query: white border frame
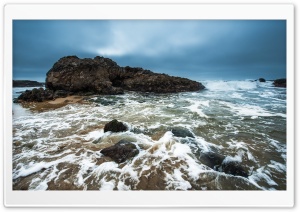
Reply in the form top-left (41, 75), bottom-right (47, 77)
top-left (3, 3), bottom-right (294, 207)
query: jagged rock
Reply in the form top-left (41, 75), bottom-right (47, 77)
top-left (220, 161), bottom-right (248, 178)
top-left (15, 88), bottom-right (54, 102)
top-left (273, 78), bottom-right (286, 88)
top-left (13, 80), bottom-right (44, 87)
top-left (45, 56), bottom-right (204, 95)
top-left (171, 127), bottom-right (195, 138)
top-left (100, 140), bottom-right (139, 163)
top-left (199, 152), bottom-right (225, 170)
top-left (104, 119), bottom-right (127, 133)
top-left (258, 78), bottom-right (266, 82)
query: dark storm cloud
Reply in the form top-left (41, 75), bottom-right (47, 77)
top-left (13, 20), bottom-right (286, 81)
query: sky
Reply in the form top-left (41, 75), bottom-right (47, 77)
top-left (13, 20), bottom-right (286, 82)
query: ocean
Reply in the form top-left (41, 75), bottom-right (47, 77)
top-left (12, 80), bottom-right (287, 190)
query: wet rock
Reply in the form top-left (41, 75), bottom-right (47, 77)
top-left (220, 161), bottom-right (248, 178)
top-left (273, 78), bottom-right (286, 88)
top-left (199, 152), bottom-right (225, 170)
top-left (46, 56), bottom-right (204, 95)
top-left (15, 88), bottom-right (54, 102)
top-left (171, 127), bottom-right (195, 138)
top-left (100, 140), bottom-right (139, 163)
top-left (258, 78), bottom-right (266, 82)
top-left (104, 119), bottom-right (128, 133)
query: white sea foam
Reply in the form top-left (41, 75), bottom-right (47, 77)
top-left (204, 80), bottom-right (257, 91)
top-left (222, 102), bottom-right (286, 117)
top-left (185, 100), bottom-right (208, 118)
top-left (248, 167), bottom-right (278, 190)
top-left (84, 130), bottom-right (104, 141)
top-left (13, 154), bottom-right (75, 179)
top-left (268, 160), bottom-right (286, 173)
top-left (99, 178), bottom-right (116, 190)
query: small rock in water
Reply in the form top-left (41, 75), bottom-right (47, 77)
top-left (104, 119), bottom-right (128, 133)
top-left (273, 78), bottom-right (286, 88)
top-left (171, 127), bottom-right (195, 138)
top-left (258, 78), bottom-right (266, 82)
top-left (220, 161), bottom-right (248, 178)
top-left (199, 152), bottom-right (225, 170)
top-left (100, 140), bottom-right (139, 163)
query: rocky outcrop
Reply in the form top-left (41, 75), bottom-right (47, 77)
top-left (14, 88), bottom-right (73, 103)
top-left (100, 140), bottom-right (139, 163)
top-left (45, 56), bottom-right (204, 95)
top-left (273, 78), bottom-right (286, 88)
top-left (14, 88), bottom-right (54, 103)
top-left (104, 119), bottom-right (128, 133)
top-left (258, 78), bottom-right (266, 82)
top-left (13, 80), bottom-right (44, 87)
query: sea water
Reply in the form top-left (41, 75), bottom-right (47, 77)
top-left (12, 80), bottom-right (286, 190)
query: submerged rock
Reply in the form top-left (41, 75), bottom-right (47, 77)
top-left (171, 127), bottom-right (195, 138)
top-left (100, 140), bottom-right (139, 163)
top-left (273, 78), bottom-right (286, 88)
top-left (199, 152), bottom-right (225, 170)
top-left (45, 56), bottom-right (204, 95)
top-left (220, 161), bottom-right (248, 178)
top-left (258, 78), bottom-right (266, 82)
top-left (104, 119), bottom-right (127, 133)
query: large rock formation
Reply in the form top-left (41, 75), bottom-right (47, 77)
top-left (45, 56), bottom-right (204, 95)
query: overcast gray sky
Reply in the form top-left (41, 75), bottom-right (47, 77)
top-left (13, 20), bottom-right (286, 82)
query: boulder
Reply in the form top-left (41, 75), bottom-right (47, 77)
top-left (104, 119), bottom-right (127, 133)
top-left (273, 78), bottom-right (286, 88)
top-left (220, 161), bottom-right (248, 178)
top-left (258, 78), bottom-right (266, 82)
top-left (100, 140), bottom-right (139, 163)
top-left (171, 127), bottom-right (195, 138)
top-left (45, 56), bottom-right (204, 95)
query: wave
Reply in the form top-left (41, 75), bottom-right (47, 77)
top-left (203, 80), bottom-right (259, 91)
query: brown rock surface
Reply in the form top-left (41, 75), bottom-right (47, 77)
top-left (45, 56), bottom-right (205, 95)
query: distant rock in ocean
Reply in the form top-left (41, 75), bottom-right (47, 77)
top-left (13, 80), bottom-right (44, 87)
top-left (273, 78), bottom-right (286, 88)
top-left (258, 78), bottom-right (266, 82)
top-left (45, 56), bottom-right (205, 95)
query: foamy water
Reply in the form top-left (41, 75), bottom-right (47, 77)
top-left (12, 80), bottom-right (286, 190)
